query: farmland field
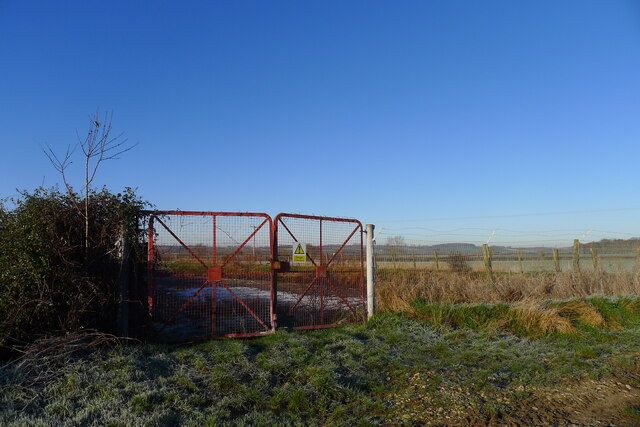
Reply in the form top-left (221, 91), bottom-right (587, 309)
top-left (376, 257), bottom-right (638, 273)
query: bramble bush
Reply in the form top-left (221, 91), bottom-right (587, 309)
top-left (0, 187), bottom-right (149, 351)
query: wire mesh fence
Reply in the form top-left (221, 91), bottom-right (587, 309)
top-left (373, 228), bottom-right (640, 307)
top-left (274, 214), bottom-right (365, 329)
top-left (147, 212), bottom-right (274, 341)
top-left (375, 238), bottom-right (640, 274)
top-left (140, 211), bottom-right (366, 341)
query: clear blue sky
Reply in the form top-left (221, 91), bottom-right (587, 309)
top-left (1, 1), bottom-right (639, 244)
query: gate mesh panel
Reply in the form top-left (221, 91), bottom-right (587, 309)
top-left (148, 212), bottom-right (273, 341)
top-left (275, 214), bottom-right (365, 329)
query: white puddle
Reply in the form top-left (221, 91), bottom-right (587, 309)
top-left (153, 276), bottom-right (361, 310)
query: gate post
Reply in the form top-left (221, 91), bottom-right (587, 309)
top-left (116, 226), bottom-right (130, 337)
top-left (366, 224), bottom-right (375, 320)
top-left (271, 222), bottom-right (278, 329)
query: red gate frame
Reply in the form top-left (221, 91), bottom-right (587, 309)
top-left (147, 211), bottom-right (275, 339)
top-left (273, 213), bottom-right (366, 330)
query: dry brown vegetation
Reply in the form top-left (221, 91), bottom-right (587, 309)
top-left (375, 270), bottom-right (640, 335)
top-left (2, 329), bottom-right (129, 387)
top-left (376, 270), bottom-right (640, 311)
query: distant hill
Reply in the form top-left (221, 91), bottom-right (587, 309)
top-left (377, 237), bottom-right (640, 257)
top-left (582, 238), bottom-right (640, 254)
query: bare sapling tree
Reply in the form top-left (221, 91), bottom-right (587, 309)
top-left (43, 110), bottom-right (136, 248)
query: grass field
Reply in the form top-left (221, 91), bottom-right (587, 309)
top-left (2, 296), bottom-right (639, 425)
top-left (377, 257), bottom-right (638, 273)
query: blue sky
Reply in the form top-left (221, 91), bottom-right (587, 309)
top-left (1, 1), bottom-right (639, 245)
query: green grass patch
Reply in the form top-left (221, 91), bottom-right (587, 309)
top-left (413, 300), bottom-right (509, 330)
top-left (589, 297), bottom-right (640, 329)
top-left (411, 297), bottom-right (640, 337)
top-left (1, 298), bottom-right (639, 425)
top-left (623, 405), bottom-right (640, 419)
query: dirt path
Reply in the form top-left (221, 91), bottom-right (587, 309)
top-left (389, 365), bottom-right (640, 425)
top-left (501, 371), bottom-right (640, 426)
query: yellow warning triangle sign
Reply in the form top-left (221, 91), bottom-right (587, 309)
top-left (294, 244), bottom-right (305, 254)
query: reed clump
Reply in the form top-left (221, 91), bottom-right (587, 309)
top-left (503, 301), bottom-right (576, 335)
top-left (556, 300), bottom-right (605, 327)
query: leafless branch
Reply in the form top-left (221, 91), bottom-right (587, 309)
top-left (41, 144), bottom-right (76, 196)
top-left (2, 329), bottom-right (136, 387)
top-left (81, 111), bottom-right (137, 189)
top-left (41, 109), bottom-right (136, 249)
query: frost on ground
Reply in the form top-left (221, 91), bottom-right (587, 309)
top-left (1, 300), bottom-right (639, 426)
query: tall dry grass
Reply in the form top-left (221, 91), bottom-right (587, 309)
top-left (376, 270), bottom-right (640, 313)
top-left (376, 270), bottom-right (640, 335)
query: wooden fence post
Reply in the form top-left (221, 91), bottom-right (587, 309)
top-left (433, 250), bottom-right (439, 270)
top-left (412, 253), bottom-right (417, 270)
top-left (517, 251), bottom-right (524, 274)
top-left (573, 239), bottom-right (580, 272)
top-left (590, 247), bottom-right (599, 270)
top-left (552, 249), bottom-right (561, 273)
top-left (482, 244), bottom-right (494, 283)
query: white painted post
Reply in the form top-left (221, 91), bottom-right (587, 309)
top-left (366, 224), bottom-right (375, 320)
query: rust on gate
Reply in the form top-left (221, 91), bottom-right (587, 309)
top-left (146, 211), bottom-right (274, 341)
top-left (274, 213), bottom-right (365, 330)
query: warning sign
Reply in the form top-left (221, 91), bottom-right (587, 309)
top-left (292, 242), bottom-right (307, 263)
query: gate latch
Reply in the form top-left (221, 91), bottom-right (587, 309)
top-left (315, 266), bottom-right (327, 278)
top-left (271, 260), bottom-right (290, 272)
top-left (208, 267), bottom-right (222, 281)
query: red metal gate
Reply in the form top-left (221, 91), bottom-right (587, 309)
top-left (147, 211), bottom-right (274, 340)
top-left (274, 214), bottom-right (365, 329)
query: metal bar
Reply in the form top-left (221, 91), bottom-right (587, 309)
top-left (143, 210), bottom-right (271, 218)
top-left (158, 278), bottom-right (211, 332)
top-left (287, 277), bottom-right (318, 314)
top-left (320, 219), bottom-right (323, 265)
top-left (277, 217), bottom-right (318, 267)
top-left (326, 223), bottom-right (361, 267)
top-left (218, 281), bottom-right (270, 331)
top-left (220, 217), bottom-right (270, 269)
top-left (270, 221), bottom-right (277, 329)
top-left (326, 277), bottom-right (358, 315)
top-left (319, 277), bottom-right (325, 324)
top-left (275, 212), bottom-right (362, 225)
top-left (212, 282), bottom-right (217, 337)
top-left (147, 216), bottom-right (155, 327)
top-left (213, 215), bottom-right (217, 266)
top-left (154, 216), bottom-right (209, 269)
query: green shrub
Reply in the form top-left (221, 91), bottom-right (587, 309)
top-left (0, 187), bottom-right (149, 349)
